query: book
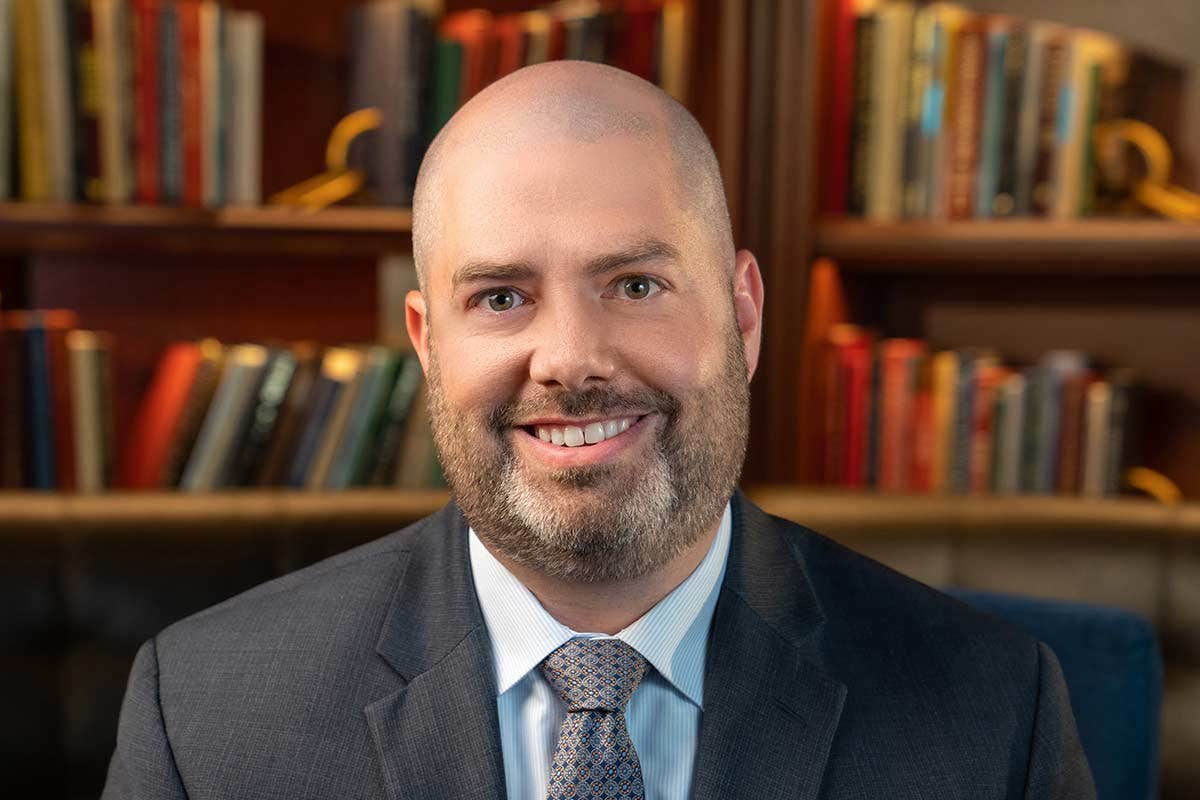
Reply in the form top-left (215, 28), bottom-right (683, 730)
top-left (223, 10), bottom-right (262, 206)
top-left (1030, 350), bottom-right (1088, 493)
top-left (822, 0), bottom-right (859, 215)
top-left (180, 343), bottom-right (269, 492)
top-left (178, 0), bottom-right (203, 207)
top-left (324, 346), bottom-right (404, 490)
top-left (14, 0), bottom-right (50, 201)
top-left (944, 16), bottom-right (985, 219)
top-left (95, 0), bottom-right (135, 203)
top-left (658, 0), bottom-right (690, 103)
top-left (975, 18), bottom-right (1016, 218)
top-left (929, 350), bottom-right (959, 493)
top-left (991, 371), bottom-right (1026, 495)
top-left (46, 309), bottom-right (79, 491)
top-left (220, 347), bottom-right (296, 487)
top-left (840, 333), bottom-right (874, 488)
top-left (199, 0), bottom-right (222, 207)
top-left (254, 341), bottom-right (322, 486)
top-left (1031, 28), bottom-right (1068, 215)
top-left (901, 2), bottom-right (935, 219)
top-left (1056, 369), bottom-right (1097, 495)
top-left (877, 338), bottom-right (925, 492)
top-left (306, 348), bottom-right (369, 490)
top-left (41, 0), bottom-right (77, 201)
top-left (132, 0), bottom-right (160, 203)
top-left (924, 3), bottom-right (967, 221)
top-left (1080, 379), bottom-right (1111, 499)
top-left (991, 21), bottom-right (1025, 218)
top-left (366, 352), bottom-right (424, 486)
top-left (969, 362), bottom-right (1009, 494)
top-left (159, 0), bottom-right (182, 203)
top-left (67, 329), bottom-right (115, 493)
top-left (522, 10), bottom-right (554, 65)
top-left (491, 13), bottom-right (527, 80)
top-left (0, 0), bottom-right (11, 199)
top-left (75, 0), bottom-right (103, 202)
top-left (1105, 367), bottom-right (1135, 496)
top-left (159, 338), bottom-right (224, 487)
top-left (0, 312), bottom-right (27, 487)
top-left (950, 348), bottom-right (997, 493)
top-left (845, 1), bottom-right (877, 217)
top-left (394, 383), bottom-right (439, 488)
top-left (119, 340), bottom-right (203, 488)
top-left (908, 355), bottom-right (935, 493)
top-left (865, 0), bottom-right (913, 221)
top-left (286, 347), bottom-right (362, 488)
top-left (1013, 22), bottom-right (1057, 215)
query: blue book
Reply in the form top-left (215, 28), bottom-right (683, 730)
top-left (975, 24), bottom-right (1010, 218)
top-left (24, 315), bottom-right (57, 489)
top-left (1033, 350), bottom-right (1089, 493)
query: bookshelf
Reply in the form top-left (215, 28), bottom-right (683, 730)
top-left (0, 203), bottom-right (413, 256)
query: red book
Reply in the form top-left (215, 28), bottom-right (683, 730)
top-left (547, 15), bottom-right (566, 61)
top-left (822, 0), bottom-right (857, 214)
top-left (821, 324), bottom-right (868, 485)
top-left (909, 356), bottom-right (935, 492)
top-left (616, 0), bottom-right (658, 82)
top-left (840, 335), bottom-right (874, 487)
top-left (491, 14), bottom-right (527, 79)
top-left (877, 339), bottom-right (926, 492)
top-left (1057, 370), bottom-right (1098, 494)
top-left (119, 342), bottom-right (203, 489)
top-left (178, 0), bottom-right (203, 207)
top-left (441, 11), bottom-right (494, 103)
top-left (132, 0), bottom-right (161, 203)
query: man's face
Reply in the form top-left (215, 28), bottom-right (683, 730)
top-left (408, 130), bottom-right (761, 583)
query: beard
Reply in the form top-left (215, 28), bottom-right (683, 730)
top-left (425, 314), bottom-right (750, 584)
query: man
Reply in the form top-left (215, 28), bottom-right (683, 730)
top-left (103, 62), bottom-right (1094, 799)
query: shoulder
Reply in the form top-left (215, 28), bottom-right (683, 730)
top-left (154, 502), bottom-right (456, 664)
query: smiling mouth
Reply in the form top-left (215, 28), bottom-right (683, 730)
top-left (521, 415), bottom-right (646, 447)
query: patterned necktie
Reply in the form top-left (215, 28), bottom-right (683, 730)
top-left (540, 638), bottom-right (648, 800)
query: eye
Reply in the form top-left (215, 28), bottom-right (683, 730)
top-left (615, 275), bottom-right (662, 301)
top-left (477, 288), bottom-right (526, 313)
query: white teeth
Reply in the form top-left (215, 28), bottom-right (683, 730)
top-left (584, 422), bottom-right (606, 444)
top-left (533, 416), bottom-right (640, 448)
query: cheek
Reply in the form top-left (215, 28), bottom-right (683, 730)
top-left (436, 332), bottom-right (528, 411)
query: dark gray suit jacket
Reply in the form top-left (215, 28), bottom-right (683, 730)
top-left (103, 492), bottom-right (1095, 799)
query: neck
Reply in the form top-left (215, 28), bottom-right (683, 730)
top-left (486, 518), bottom-right (722, 635)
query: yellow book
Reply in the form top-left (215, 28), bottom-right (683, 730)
top-left (659, 0), bottom-right (690, 104)
top-left (14, 0), bottom-right (49, 201)
top-left (929, 350), bottom-right (959, 493)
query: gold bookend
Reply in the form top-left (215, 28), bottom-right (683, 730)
top-left (270, 108), bottom-right (383, 211)
top-left (1096, 119), bottom-right (1200, 221)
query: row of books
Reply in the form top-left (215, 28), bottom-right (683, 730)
top-left (0, 308), bottom-right (444, 492)
top-left (349, 0), bottom-right (691, 206)
top-left (821, 0), bottom-right (1158, 221)
top-left (815, 326), bottom-right (1137, 497)
top-left (122, 339), bottom-right (443, 492)
top-left (0, 309), bottom-right (114, 492)
top-left (0, 0), bottom-right (263, 206)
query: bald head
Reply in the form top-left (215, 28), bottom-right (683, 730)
top-left (411, 61), bottom-right (733, 290)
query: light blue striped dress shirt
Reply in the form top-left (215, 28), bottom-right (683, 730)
top-left (467, 502), bottom-right (732, 800)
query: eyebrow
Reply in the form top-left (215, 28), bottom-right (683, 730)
top-left (450, 238), bottom-right (682, 293)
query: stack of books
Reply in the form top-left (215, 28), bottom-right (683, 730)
top-left (120, 339), bottom-right (440, 492)
top-left (821, 0), bottom-right (1172, 221)
top-left (0, 308), bottom-right (116, 492)
top-left (0, 0), bottom-right (263, 207)
top-left (814, 325), bottom-right (1138, 498)
top-left (348, 0), bottom-right (692, 206)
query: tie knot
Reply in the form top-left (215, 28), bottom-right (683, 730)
top-left (540, 638), bottom-right (648, 713)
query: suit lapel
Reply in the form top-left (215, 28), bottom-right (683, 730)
top-left (365, 503), bottom-right (506, 800)
top-left (690, 493), bottom-right (847, 800)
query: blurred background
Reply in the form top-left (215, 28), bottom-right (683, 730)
top-left (0, 0), bottom-right (1198, 797)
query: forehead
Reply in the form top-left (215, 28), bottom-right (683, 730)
top-left (430, 133), bottom-right (688, 287)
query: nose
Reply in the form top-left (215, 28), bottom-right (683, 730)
top-left (527, 294), bottom-right (617, 392)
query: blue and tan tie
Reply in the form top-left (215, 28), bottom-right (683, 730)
top-left (540, 638), bottom-right (648, 800)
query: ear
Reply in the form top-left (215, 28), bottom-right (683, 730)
top-left (405, 290), bottom-right (431, 373)
top-left (732, 249), bottom-right (765, 380)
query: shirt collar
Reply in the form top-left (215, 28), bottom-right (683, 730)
top-left (468, 502), bottom-right (732, 709)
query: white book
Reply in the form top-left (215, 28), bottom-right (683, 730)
top-left (200, 0), bottom-right (222, 206)
top-left (40, 0), bottom-right (75, 201)
top-left (866, 1), bottom-right (914, 221)
top-left (1081, 379), bottom-right (1111, 498)
top-left (181, 344), bottom-right (269, 492)
top-left (223, 10), bottom-right (262, 206)
top-left (95, 0), bottom-right (134, 203)
top-left (0, 0), bottom-right (12, 199)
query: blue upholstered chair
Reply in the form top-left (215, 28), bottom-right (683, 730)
top-left (946, 589), bottom-right (1163, 800)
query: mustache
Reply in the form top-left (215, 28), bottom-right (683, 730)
top-left (486, 385), bottom-right (680, 432)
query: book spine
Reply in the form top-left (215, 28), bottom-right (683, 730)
top-left (902, 7), bottom-right (934, 219)
top-left (1055, 372), bottom-right (1092, 495)
top-left (75, 0), bottom-right (103, 201)
top-left (929, 351), bottom-right (958, 493)
top-left (199, 1), bottom-right (221, 207)
top-left (823, 0), bottom-right (856, 215)
top-left (878, 341), bottom-right (922, 492)
top-left (1031, 36), bottom-right (1067, 215)
top-left (841, 341), bottom-right (873, 488)
top-left (908, 356), bottom-right (934, 493)
top-left (1080, 380), bottom-right (1110, 498)
top-left (969, 366), bottom-right (1004, 495)
top-left (0, 322), bottom-right (27, 487)
top-left (159, 0), bottom-right (181, 203)
top-left (42, 0), bottom-right (77, 201)
top-left (949, 352), bottom-right (976, 493)
top-left (1077, 62), bottom-right (1102, 218)
top-left (15, 0), bottom-right (50, 201)
top-left (68, 331), bottom-right (104, 492)
top-left (95, 0), bottom-right (134, 203)
top-left (1104, 370), bottom-right (1134, 496)
top-left (974, 25), bottom-right (1008, 218)
top-left (132, 0), bottom-right (160, 203)
top-left (366, 354), bottom-right (423, 487)
top-left (222, 350), bottom-right (296, 487)
top-left (1013, 25), bottom-right (1046, 215)
top-left (945, 20), bottom-right (985, 220)
top-left (25, 319), bottom-right (58, 489)
top-left (992, 372), bottom-right (1025, 494)
top-left (865, 3), bottom-right (912, 222)
top-left (992, 25), bottom-right (1025, 217)
top-left (225, 11), bottom-right (262, 206)
top-left (178, 0), bottom-right (202, 207)
top-left (846, 11), bottom-right (875, 217)
top-left (0, 0), bottom-right (11, 199)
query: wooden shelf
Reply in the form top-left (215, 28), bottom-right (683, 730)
top-left (815, 219), bottom-right (1200, 273)
top-left (1, 487), bottom-right (1195, 539)
top-left (0, 203), bottom-right (413, 257)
